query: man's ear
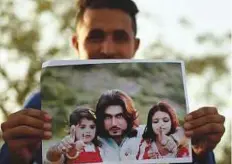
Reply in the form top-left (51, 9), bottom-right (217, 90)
top-left (72, 34), bottom-right (79, 57)
top-left (133, 38), bottom-right (140, 57)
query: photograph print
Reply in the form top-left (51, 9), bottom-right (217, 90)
top-left (41, 60), bottom-right (192, 164)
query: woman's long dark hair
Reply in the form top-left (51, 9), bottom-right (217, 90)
top-left (96, 89), bottom-right (138, 138)
top-left (69, 106), bottom-right (100, 146)
top-left (142, 101), bottom-right (179, 141)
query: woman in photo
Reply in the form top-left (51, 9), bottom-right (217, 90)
top-left (45, 107), bottom-right (103, 164)
top-left (136, 101), bottom-right (189, 160)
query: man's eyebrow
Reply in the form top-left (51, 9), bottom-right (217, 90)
top-left (113, 29), bottom-right (129, 34)
top-left (104, 113), bottom-right (112, 117)
top-left (88, 28), bottom-right (105, 34)
top-left (115, 113), bottom-right (123, 117)
top-left (113, 29), bottom-right (130, 36)
top-left (104, 112), bottom-right (123, 117)
top-left (88, 29), bottom-right (129, 35)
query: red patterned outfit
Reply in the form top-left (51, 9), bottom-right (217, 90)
top-left (136, 139), bottom-right (189, 160)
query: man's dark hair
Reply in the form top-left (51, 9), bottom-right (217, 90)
top-left (76, 0), bottom-right (139, 35)
top-left (95, 89), bottom-right (138, 138)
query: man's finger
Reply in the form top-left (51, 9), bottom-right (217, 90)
top-left (24, 109), bottom-right (52, 122)
top-left (9, 109), bottom-right (47, 119)
top-left (207, 133), bottom-right (224, 144)
top-left (185, 123), bottom-right (225, 137)
top-left (1, 115), bottom-right (50, 132)
top-left (185, 107), bottom-right (218, 121)
top-left (184, 114), bottom-right (225, 130)
top-left (2, 126), bottom-right (52, 140)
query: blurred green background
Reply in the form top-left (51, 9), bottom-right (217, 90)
top-left (0, 0), bottom-right (231, 164)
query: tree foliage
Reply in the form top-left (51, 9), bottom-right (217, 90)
top-left (0, 0), bottom-right (76, 118)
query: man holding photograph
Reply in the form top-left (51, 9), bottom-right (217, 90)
top-left (0, 0), bottom-right (225, 164)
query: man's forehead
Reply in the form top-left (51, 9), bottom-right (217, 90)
top-left (105, 105), bottom-right (123, 115)
top-left (80, 8), bottom-right (133, 32)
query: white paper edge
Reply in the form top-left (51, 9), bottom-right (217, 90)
top-left (42, 59), bottom-right (184, 68)
top-left (181, 61), bottom-right (193, 160)
top-left (84, 156), bottom-right (192, 164)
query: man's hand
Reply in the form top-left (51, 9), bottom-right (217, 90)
top-left (1, 109), bottom-right (52, 164)
top-left (184, 107), bottom-right (225, 157)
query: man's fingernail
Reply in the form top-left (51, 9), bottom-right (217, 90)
top-left (185, 131), bottom-right (193, 137)
top-left (44, 114), bottom-right (52, 121)
top-left (43, 123), bottom-right (52, 130)
top-left (185, 115), bottom-right (192, 121)
top-left (44, 131), bottom-right (52, 137)
top-left (184, 123), bottom-right (191, 129)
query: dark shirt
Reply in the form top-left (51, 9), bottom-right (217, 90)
top-left (0, 92), bottom-right (216, 164)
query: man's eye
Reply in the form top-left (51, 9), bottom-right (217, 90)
top-left (116, 114), bottom-right (123, 119)
top-left (87, 30), bottom-right (105, 42)
top-left (104, 116), bottom-right (111, 120)
top-left (113, 31), bottom-right (129, 42)
top-left (80, 126), bottom-right (85, 129)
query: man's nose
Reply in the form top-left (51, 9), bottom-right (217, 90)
top-left (101, 36), bottom-right (116, 55)
top-left (112, 117), bottom-right (117, 126)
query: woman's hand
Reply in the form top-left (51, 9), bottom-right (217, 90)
top-left (157, 128), bottom-right (177, 153)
